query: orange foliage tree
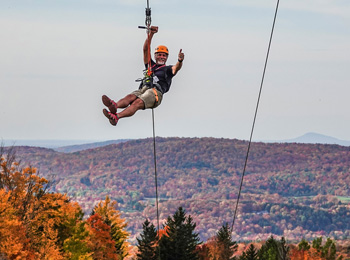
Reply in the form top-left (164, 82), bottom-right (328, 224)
top-left (0, 149), bottom-right (130, 260)
top-left (0, 189), bottom-right (33, 259)
top-left (92, 195), bottom-right (130, 259)
top-left (86, 214), bottom-right (120, 259)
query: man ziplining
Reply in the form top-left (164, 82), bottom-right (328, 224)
top-left (102, 26), bottom-right (185, 126)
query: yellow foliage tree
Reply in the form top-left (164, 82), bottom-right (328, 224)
top-left (0, 151), bottom-right (88, 259)
top-left (93, 196), bottom-right (130, 259)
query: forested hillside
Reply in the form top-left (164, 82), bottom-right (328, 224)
top-left (9, 137), bottom-right (350, 243)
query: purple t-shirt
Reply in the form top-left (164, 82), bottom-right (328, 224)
top-left (144, 60), bottom-right (174, 94)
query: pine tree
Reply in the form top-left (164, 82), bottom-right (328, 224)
top-left (212, 223), bottom-right (238, 260)
top-left (159, 207), bottom-right (201, 260)
top-left (322, 238), bottom-right (337, 260)
top-left (277, 237), bottom-right (289, 260)
top-left (240, 244), bottom-right (258, 260)
top-left (257, 236), bottom-right (289, 260)
top-left (312, 237), bottom-right (337, 260)
top-left (298, 239), bottom-right (310, 251)
top-left (312, 237), bottom-right (323, 251)
top-left (136, 219), bottom-right (158, 260)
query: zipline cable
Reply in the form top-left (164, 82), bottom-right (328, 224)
top-left (139, 2), bottom-right (161, 259)
top-left (152, 108), bottom-right (161, 249)
top-left (230, 0), bottom-right (280, 233)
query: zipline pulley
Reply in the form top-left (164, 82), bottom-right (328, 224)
top-left (145, 7), bottom-right (151, 28)
top-left (138, 0), bottom-right (152, 32)
top-left (138, 0), bottom-right (154, 77)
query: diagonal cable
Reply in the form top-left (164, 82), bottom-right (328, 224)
top-left (231, 0), bottom-right (281, 232)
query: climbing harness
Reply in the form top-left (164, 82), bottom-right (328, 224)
top-left (230, 0), bottom-right (281, 233)
top-left (136, 64), bottom-right (166, 91)
top-left (137, 2), bottom-right (164, 108)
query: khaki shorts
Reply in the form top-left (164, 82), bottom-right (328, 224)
top-left (131, 86), bottom-right (163, 109)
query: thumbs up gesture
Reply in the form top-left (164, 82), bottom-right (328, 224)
top-left (178, 49), bottom-right (184, 62)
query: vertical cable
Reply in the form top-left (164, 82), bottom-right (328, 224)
top-left (140, 1), bottom-right (160, 258)
top-left (152, 108), bottom-right (161, 260)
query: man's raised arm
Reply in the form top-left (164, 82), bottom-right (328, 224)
top-left (143, 26), bottom-right (158, 64)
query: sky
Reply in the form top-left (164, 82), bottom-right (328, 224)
top-left (1, 0), bottom-right (350, 144)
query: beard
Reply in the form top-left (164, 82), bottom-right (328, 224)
top-left (156, 60), bottom-right (166, 65)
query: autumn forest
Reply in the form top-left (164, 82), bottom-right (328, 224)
top-left (1, 137), bottom-right (350, 259)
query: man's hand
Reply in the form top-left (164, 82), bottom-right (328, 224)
top-left (172, 49), bottom-right (184, 75)
top-left (150, 26), bottom-right (158, 35)
top-left (178, 49), bottom-right (185, 62)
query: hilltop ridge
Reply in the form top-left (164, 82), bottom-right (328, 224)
top-left (3, 132), bottom-right (350, 151)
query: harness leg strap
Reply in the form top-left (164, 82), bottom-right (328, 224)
top-left (152, 88), bottom-right (159, 103)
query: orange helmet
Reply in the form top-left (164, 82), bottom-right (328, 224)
top-left (155, 45), bottom-right (169, 55)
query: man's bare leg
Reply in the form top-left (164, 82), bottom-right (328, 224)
top-left (117, 98), bottom-right (145, 119)
top-left (116, 94), bottom-right (138, 109)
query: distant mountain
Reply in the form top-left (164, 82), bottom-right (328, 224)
top-left (54, 139), bottom-right (129, 153)
top-left (281, 132), bottom-right (350, 146)
top-left (2, 139), bottom-right (129, 151)
top-left (2, 139), bottom-right (100, 149)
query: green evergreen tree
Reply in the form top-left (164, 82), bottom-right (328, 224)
top-left (312, 237), bottom-right (337, 260)
top-left (312, 237), bottom-right (323, 251)
top-left (136, 219), bottom-right (158, 260)
top-left (257, 236), bottom-right (289, 260)
top-left (159, 207), bottom-right (201, 260)
top-left (214, 223), bottom-right (238, 260)
top-left (277, 237), bottom-right (289, 260)
top-left (321, 238), bottom-right (336, 260)
top-left (298, 239), bottom-right (310, 251)
top-left (258, 236), bottom-right (277, 260)
top-left (240, 244), bottom-right (258, 260)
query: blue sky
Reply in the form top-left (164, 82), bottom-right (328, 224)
top-left (1, 0), bottom-right (349, 143)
